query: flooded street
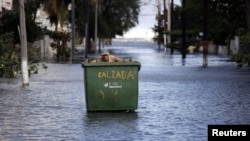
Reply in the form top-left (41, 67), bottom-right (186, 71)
top-left (1, 40), bottom-right (250, 141)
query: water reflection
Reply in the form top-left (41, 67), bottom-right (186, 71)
top-left (83, 112), bottom-right (139, 140)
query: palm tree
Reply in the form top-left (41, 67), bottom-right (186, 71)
top-left (40, 0), bottom-right (72, 61)
top-left (41, 0), bottom-right (71, 31)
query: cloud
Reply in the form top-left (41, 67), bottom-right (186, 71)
top-left (119, 0), bottom-right (181, 39)
top-left (122, 27), bottom-right (155, 39)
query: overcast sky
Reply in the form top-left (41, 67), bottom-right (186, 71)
top-left (121, 0), bottom-right (181, 39)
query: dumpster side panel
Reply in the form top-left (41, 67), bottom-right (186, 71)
top-left (83, 63), bottom-right (140, 112)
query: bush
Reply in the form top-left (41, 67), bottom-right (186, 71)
top-left (0, 32), bottom-right (48, 77)
top-left (229, 54), bottom-right (250, 68)
top-left (0, 32), bottom-right (19, 77)
top-left (229, 33), bottom-right (250, 68)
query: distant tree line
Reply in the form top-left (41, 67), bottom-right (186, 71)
top-left (0, 0), bottom-right (141, 46)
top-left (155, 0), bottom-right (249, 46)
top-left (0, 0), bottom-right (140, 77)
top-left (154, 0), bottom-right (250, 66)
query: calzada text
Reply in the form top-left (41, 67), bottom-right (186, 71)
top-left (97, 70), bottom-right (135, 80)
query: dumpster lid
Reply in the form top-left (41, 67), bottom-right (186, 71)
top-left (82, 61), bottom-right (141, 70)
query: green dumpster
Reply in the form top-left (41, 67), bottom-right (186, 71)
top-left (82, 61), bottom-right (141, 112)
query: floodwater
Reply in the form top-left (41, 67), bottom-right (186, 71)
top-left (1, 40), bottom-right (250, 141)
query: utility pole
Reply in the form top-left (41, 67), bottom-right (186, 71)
top-left (98, 0), bottom-right (102, 53)
top-left (247, 0), bottom-right (250, 32)
top-left (181, 0), bottom-right (187, 59)
top-left (163, 0), bottom-right (167, 47)
top-left (203, 0), bottom-right (208, 41)
top-left (19, 0), bottom-right (29, 86)
top-left (94, 0), bottom-right (98, 53)
top-left (170, 0), bottom-right (174, 54)
top-left (201, 0), bottom-right (209, 67)
top-left (167, 0), bottom-right (171, 48)
top-left (84, 0), bottom-right (91, 58)
top-left (157, 0), bottom-right (161, 49)
top-left (71, 0), bottom-right (75, 63)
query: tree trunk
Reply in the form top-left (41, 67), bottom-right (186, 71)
top-left (19, 0), bottom-right (29, 86)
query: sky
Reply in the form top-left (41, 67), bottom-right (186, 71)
top-left (120, 0), bottom-right (181, 39)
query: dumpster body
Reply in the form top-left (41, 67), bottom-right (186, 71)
top-left (82, 62), bottom-right (141, 112)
